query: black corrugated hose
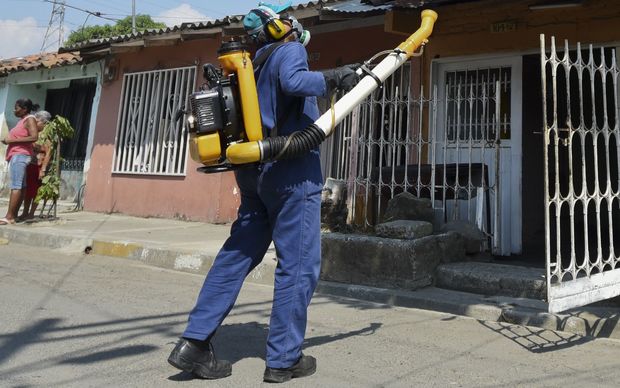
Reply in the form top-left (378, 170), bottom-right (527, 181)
top-left (260, 123), bottom-right (326, 161)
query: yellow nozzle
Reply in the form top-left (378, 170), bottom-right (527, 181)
top-left (397, 9), bottom-right (438, 58)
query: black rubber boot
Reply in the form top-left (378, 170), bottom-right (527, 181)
top-left (263, 354), bottom-right (317, 383)
top-left (167, 338), bottom-right (232, 379)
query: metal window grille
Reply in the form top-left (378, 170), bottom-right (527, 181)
top-left (112, 66), bottom-right (196, 175)
top-left (322, 62), bottom-right (503, 253)
top-left (445, 68), bottom-right (511, 141)
top-left (61, 158), bottom-right (84, 171)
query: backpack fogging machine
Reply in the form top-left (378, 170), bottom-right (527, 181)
top-left (186, 10), bottom-right (438, 173)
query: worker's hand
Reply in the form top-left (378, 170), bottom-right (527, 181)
top-left (322, 64), bottom-right (360, 97)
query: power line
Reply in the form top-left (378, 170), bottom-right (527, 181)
top-left (40, 0), bottom-right (122, 51)
top-left (42, 0), bottom-right (120, 22)
top-left (103, 14), bottom-right (211, 20)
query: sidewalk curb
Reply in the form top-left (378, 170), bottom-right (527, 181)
top-left (0, 226), bottom-right (276, 286)
top-left (2, 226), bottom-right (620, 341)
top-left (0, 226), bottom-right (92, 250)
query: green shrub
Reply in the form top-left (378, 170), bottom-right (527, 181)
top-left (35, 115), bottom-right (75, 204)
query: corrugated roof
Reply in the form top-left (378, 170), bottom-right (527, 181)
top-left (322, 0), bottom-right (393, 15)
top-left (393, 0), bottom-right (477, 8)
top-left (62, 0), bottom-right (476, 54)
top-left (62, 1), bottom-right (331, 53)
top-left (61, 16), bottom-right (241, 52)
top-left (0, 52), bottom-right (82, 78)
top-left (322, 0), bottom-right (476, 15)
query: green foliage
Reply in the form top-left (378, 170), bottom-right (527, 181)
top-left (35, 115), bottom-right (75, 204)
top-left (38, 115), bottom-right (74, 142)
top-left (36, 174), bottom-right (61, 203)
top-left (64, 15), bottom-right (166, 47)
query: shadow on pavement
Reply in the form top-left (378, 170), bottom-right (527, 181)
top-left (478, 320), bottom-right (591, 353)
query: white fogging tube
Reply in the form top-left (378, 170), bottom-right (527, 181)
top-left (317, 9), bottom-right (438, 137)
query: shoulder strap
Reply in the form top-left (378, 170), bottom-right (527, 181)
top-left (252, 42), bottom-right (304, 138)
top-left (252, 41), bottom-right (287, 69)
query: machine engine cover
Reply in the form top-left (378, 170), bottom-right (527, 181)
top-left (189, 90), bottom-right (223, 134)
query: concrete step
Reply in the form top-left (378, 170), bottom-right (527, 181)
top-left (435, 261), bottom-right (547, 300)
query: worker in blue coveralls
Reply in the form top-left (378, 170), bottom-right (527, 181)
top-left (167, 1), bottom-right (358, 384)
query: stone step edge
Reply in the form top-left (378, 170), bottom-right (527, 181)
top-left (315, 282), bottom-right (620, 340)
top-left (435, 263), bottom-right (547, 300)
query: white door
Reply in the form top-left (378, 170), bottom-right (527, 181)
top-left (435, 57), bottom-right (523, 256)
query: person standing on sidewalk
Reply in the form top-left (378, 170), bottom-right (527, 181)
top-left (1, 98), bottom-right (39, 225)
top-left (167, 1), bottom-right (358, 384)
top-left (18, 110), bottom-right (52, 221)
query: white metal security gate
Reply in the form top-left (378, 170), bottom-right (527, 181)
top-left (541, 35), bottom-right (620, 313)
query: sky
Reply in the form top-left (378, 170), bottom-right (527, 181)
top-left (0, 0), bottom-right (308, 59)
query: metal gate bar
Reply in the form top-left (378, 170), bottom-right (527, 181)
top-left (541, 35), bottom-right (620, 312)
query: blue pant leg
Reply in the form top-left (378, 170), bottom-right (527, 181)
top-left (183, 169), bottom-right (272, 340)
top-left (264, 180), bottom-right (322, 368)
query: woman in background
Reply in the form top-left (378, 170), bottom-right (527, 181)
top-left (19, 110), bottom-right (52, 221)
top-left (1, 98), bottom-right (39, 225)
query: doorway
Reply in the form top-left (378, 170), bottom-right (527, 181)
top-left (435, 56), bottom-right (523, 256)
top-left (44, 77), bottom-right (97, 200)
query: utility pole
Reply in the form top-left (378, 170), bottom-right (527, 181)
top-left (132, 0), bottom-right (136, 34)
top-left (41, 0), bottom-right (66, 52)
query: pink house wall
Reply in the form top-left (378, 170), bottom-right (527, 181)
top-left (84, 39), bottom-right (240, 222)
top-left (83, 25), bottom-right (408, 222)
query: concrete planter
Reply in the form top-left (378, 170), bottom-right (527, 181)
top-left (321, 232), bottom-right (466, 290)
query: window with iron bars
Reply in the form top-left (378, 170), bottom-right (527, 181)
top-left (112, 66), bottom-right (196, 175)
top-left (445, 67), bottom-right (511, 142)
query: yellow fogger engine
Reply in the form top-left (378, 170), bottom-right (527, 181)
top-left (187, 40), bottom-right (263, 173)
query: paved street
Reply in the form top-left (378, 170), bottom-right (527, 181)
top-left (2, 243), bottom-right (620, 387)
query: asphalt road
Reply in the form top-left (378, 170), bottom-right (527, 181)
top-left (1, 242), bottom-right (620, 387)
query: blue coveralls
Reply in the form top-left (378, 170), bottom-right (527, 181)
top-left (183, 41), bottom-right (327, 369)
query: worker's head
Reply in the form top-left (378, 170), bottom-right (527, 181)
top-left (243, 2), bottom-right (310, 46)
